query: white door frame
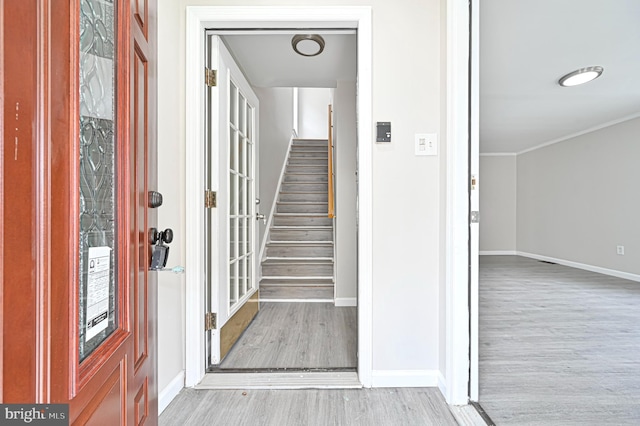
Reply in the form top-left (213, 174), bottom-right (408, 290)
top-left (183, 3), bottom-right (474, 405)
top-left (469, 0), bottom-right (480, 402)
top-left (443, 0), bottom-right (474, 405)
top-left (184, 6), bottom-right (374, 388)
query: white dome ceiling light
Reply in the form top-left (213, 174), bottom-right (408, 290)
top-left (558, 66), bottom-right (604, 87)
top-left (292, 34), bottom-right (325, 57)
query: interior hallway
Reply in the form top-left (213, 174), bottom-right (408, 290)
top-left (218, 302), bottom-right (357, 369)
top-left (479, 256), bottom-right (640, 424)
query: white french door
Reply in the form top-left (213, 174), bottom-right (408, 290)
top-left (205, 34), bottom-right (259, 366)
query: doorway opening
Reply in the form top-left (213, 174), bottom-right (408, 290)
top-left (202, 31), bottom-right (358, 375)
top-left (184, 6), bottom-right (373, 389)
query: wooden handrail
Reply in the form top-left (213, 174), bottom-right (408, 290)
top-left (328, 104), bottom-right (335, 219)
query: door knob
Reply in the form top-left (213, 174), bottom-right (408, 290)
top-left (148, 191), bottom-right (163, 208)
top-left (256, 213), bottom-right (266, 224)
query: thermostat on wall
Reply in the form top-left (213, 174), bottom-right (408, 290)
top-left (376, 122), bottom-right (391, 142)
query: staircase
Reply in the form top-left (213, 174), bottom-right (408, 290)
top-left (260, 139), bottom-right (334, 301)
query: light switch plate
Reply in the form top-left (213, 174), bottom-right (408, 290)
top-left (415, 133), bottom-right (438, 156)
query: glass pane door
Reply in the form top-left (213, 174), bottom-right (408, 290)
top-left (228, 81), bottom-right (255, 311)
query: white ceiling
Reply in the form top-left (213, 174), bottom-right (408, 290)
top-left (480, 0), bottom-right (640, 153)
top-left (220, 32), bottom-right (356, 88)
top-left (216, 2), bottom-right (640, 154)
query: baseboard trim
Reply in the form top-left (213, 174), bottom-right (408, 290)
top-left (371, 369), bottom-right (439, 388)
top-left (479, 250), bottom-right (517, 256)
top-left (517, 251), bottom-right (640, 282)
top-left (335, 297), bottom-right (357, 307)
top-left (159, 370), bottom-right (185, 415)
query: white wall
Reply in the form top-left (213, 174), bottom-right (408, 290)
top-left (157, 0), bottom-right (444, 393)
top-left (517, 117), bottom-right (640, 275)
top-left (370, 0), bottom-right (441, 374)
top-left (479, 155), bottom-right (516, 252)
top-left (333, 81), bottom-right (358, 304)
top-left (297, 87), bottom-right (332, 139)
top-left (254, 87), bottom-right (295, 243)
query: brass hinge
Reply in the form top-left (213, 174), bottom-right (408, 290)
top-left (205, 312), bottom-right (217, 331)
top-left (205, 68), bottom-right (217, 87)
top-left (205, 190), bottom-right (217, 208)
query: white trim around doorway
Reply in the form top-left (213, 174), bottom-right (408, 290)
top-left (184, 6), bottom-right (373, 388)
top-left (443, 0), bottom-right (472, 406)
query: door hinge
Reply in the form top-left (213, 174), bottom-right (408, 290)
top-left (205, 68), bottom-right (217, 87)
top-left (205, 190), bottom-right (217, 208)
top-left (205, 312), bottom-right (217, 331)
top-left (470, 211), bottom-right (480, 223)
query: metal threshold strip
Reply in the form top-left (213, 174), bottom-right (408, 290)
top-left (197, 368), bottom-right (361, 390)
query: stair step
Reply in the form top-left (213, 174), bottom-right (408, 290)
top-left (289, 152), bottom-right (328, 158)
top-left (281, 182), bottom-right (328, 192)
top-left (283, 173), bottom-right (328, 183)
top-left (273, 214), bottom-right (332, 226)
top-left (265, 242), bottom-right (333, 258)
top-left (259, 285), bottom-right (333, 301)
top-left (288, 158), bottom-right (328, 165)
top-left (291, 141), bottom-right (327, 146)
top-left (290, 149), bottom-right (327, 153)
top-left (265, 257), bottom-right (334, 263)
top-left (277, 202), bottom-right (328, 214)
top-left (260, 277), bottom-right (334, 285)
top-left (286, 165), bottom-right (328, 173)
top-left (270, 227), bottom-right (333, 241)
top-left (262, 261), bottom-right (334, 276)
top-left (279, 192), bottom-right (328, 202)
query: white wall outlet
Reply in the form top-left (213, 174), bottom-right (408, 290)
top-left (617, 245), bottom-right (625, 255)
top-left (415, 133), bottom-right (438, 156)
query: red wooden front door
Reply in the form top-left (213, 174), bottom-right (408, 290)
top-left (1, 1), bottom-right (158, 423)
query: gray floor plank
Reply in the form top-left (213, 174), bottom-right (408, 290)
top-left (160, 387), bottom-right (458, 426)
top-left (219, 302), bottom-right (357, 369)
top-left (479, 255), bottom-right (640, 425)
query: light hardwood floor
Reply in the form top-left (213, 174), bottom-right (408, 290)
top-left (218, 302), bottom-right (357, 369)
top-left (479, 255), bottom-right (640, 425)
top-left (160, 387), bottom-right (458, 426)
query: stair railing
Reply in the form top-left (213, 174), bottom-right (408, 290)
top-left (328, 104), bottom-right (335, 219)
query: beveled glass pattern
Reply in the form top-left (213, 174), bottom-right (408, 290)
top-left (79, 0), bottom-right (118, 362)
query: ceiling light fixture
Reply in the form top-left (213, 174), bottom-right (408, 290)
top-left (292, 34), bottom-right (325, 57)
top-left (558, 66), bottom-right (604, 87)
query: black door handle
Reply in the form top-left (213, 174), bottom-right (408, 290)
top-left (150, 228), bottom-right (173, 270)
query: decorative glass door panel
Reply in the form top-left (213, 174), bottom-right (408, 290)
top-left (78, 0), bottom-right (118, 362)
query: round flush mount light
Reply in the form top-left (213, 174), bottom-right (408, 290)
top-left (292, 34), bottom-right (325, 57)
top-left (558, 66), bottom-right (604, 87)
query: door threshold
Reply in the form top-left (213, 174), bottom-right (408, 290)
top-left (195, 370), bottom-right (361, 390)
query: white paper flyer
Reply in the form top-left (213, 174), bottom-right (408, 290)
top-left (86, 246), bottom-right (111, 340)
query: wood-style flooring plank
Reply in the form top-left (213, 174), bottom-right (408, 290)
top-left (219, 302), bottom-right (357, 369)
top-left (160, 387), bottom-right (458, 426)
top-left (479, 255), bottom-right (640, 425)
